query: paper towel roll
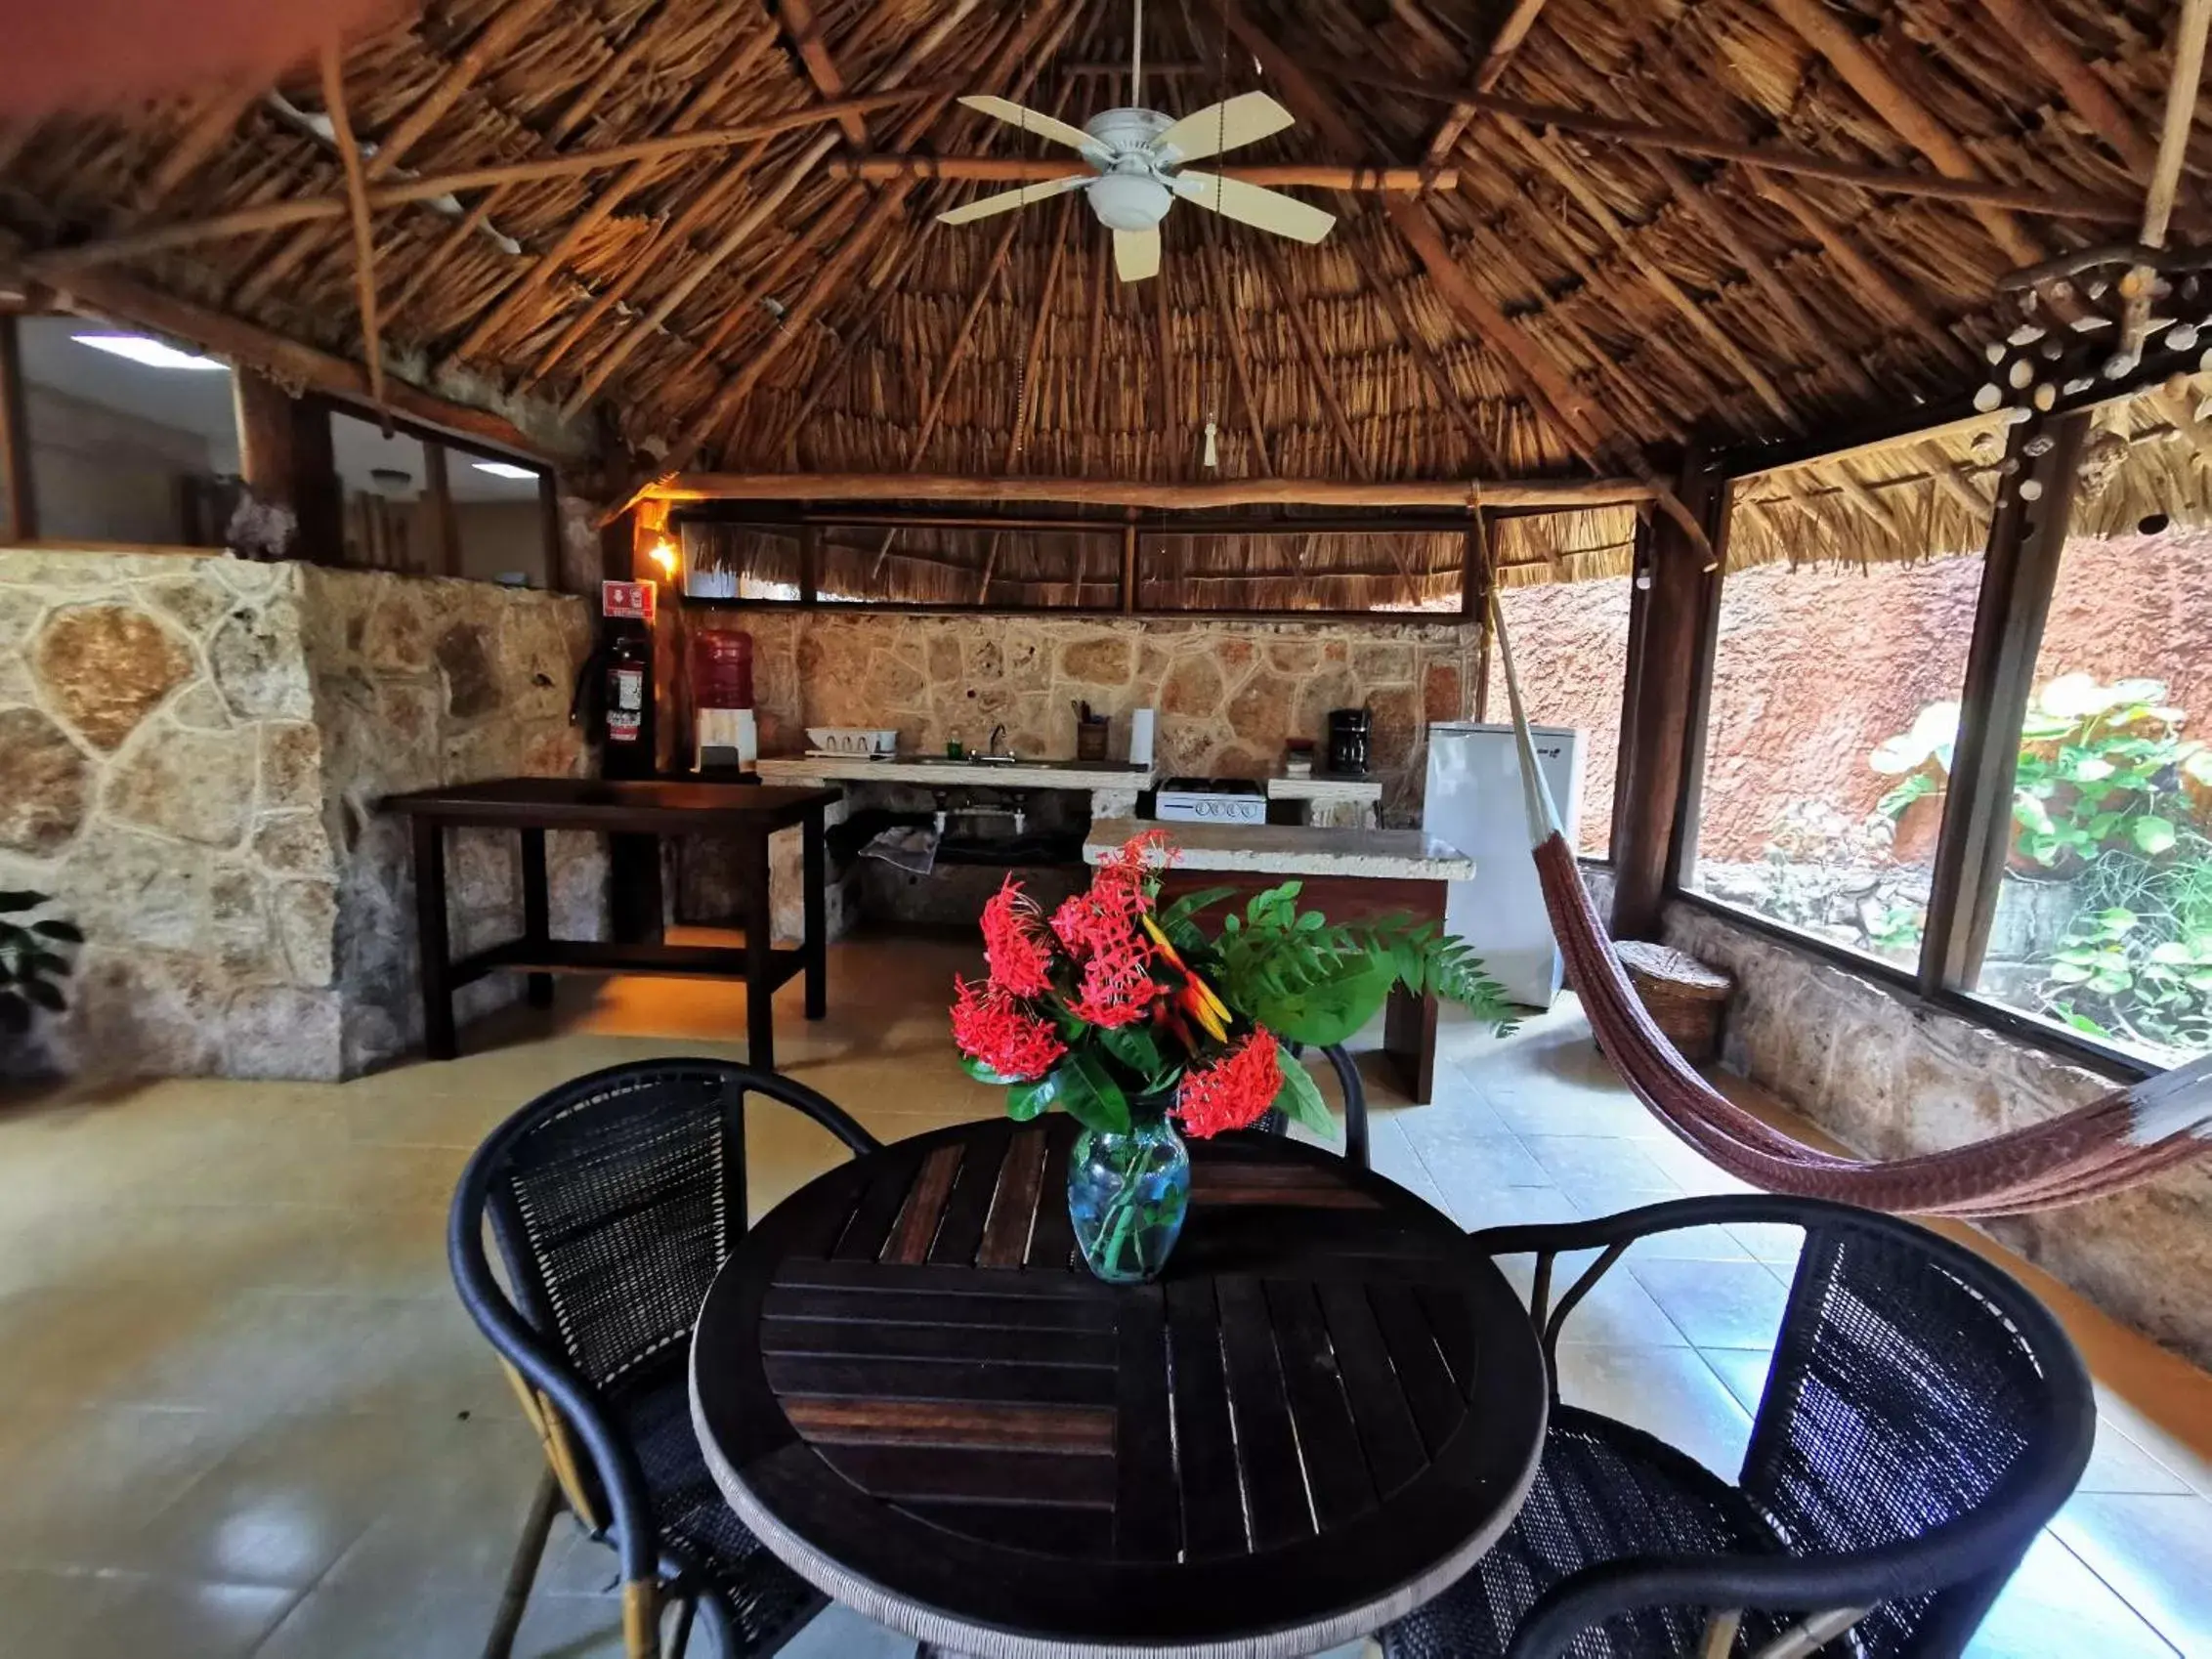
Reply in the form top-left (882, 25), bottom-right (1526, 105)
top-left (1128, 707), bottom-right (1157, 768)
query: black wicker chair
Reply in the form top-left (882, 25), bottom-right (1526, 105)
top-left (1254, 1042), bottom-right (1371, 1168)
top-left (449, 1058), bottom-right (881, 1659)
top-left (1382, 1195), bottom-right (2094, 1659)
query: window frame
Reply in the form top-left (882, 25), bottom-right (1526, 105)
top-left (1673, 411), bottom-right (2161, 1085)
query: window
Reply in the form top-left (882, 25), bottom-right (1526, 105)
top-left (1964, 509), bottom-right (2212, 1066)
top-left (1686, 448), bottom-right (1995, 967)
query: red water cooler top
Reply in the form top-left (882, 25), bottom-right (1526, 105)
top-left (691, 629), bottom-right (753, 709)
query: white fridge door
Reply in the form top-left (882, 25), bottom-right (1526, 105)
top-left (1424, 722), bottom-right (1587, 1009)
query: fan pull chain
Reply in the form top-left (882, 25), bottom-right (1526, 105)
top-left (1203, 416), bottom-right (1218, 469)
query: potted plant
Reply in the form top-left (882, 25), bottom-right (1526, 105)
top-left (0, 890), bottom-right (83, 1067)
top-left (951, 830), bottom-right (1514, 1283)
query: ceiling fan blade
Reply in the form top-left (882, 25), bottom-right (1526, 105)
top-left (1153, 91), bottom-right (1296, 163)
top-left (1171, 171), bottom-right (1336, 243)
top-left (957, 95), bottom-right (1102, 155)
top-left (936, 174), bottom-right (1091, 227)
top-left (1113, 227), bottom-right (1161, 282)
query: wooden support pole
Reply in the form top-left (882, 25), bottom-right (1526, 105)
top-left (424, 440), bottom-right (460, 575)
top-left (1920, 412), bottom-right (2091, 995)
top-left (233, 370), bottom-right (343, 562)
top-left (798, 521), bottom-right (820, 604)
top-left (1610, 452), bottom-right (1721, 939)
top-left (0, 314), bottom-right (35, 545)
top-left (537, 470), bottom-right (563, 591)
top-left (1122, 518), bottom-right (1138, 613)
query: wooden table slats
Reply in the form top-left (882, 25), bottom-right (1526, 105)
top-left (693, 1121), bottom-right (1549, 1657)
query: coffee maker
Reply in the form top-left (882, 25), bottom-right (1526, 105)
top-left (1326, 707), bottom-right (1372, 776)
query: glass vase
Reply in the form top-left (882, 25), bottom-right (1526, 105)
top-left (1066, 1113), bottom-right (1190, 1285)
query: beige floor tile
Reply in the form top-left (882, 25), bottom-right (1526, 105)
top-left (64, 1573), bottom-right (299, 1659)
top-left (1553, 1344), bottom-right (1756, 1480)
top-left (4, 948), bottom-right (2211, 1658)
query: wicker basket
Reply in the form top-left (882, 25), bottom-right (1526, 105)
top-left (1613, 941), bottom-right (1734, 1065)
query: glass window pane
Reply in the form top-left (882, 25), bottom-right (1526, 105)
top-left (1689, 452), bottom-right (1995, 967)
top-left (1968, 503), bottom-right (2212, 1066)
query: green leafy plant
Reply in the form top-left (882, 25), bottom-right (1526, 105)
top-left (0, 890), bottom-right (83, 1037)
top-left (1868, 674), bottom-right (2212, 1056)
top-left (951, 830), bottom-right (1518, 1145)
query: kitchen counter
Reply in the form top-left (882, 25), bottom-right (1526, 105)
top-left (1085, 818), bottom-right (1473, 881)
top-left (756, 754), bottom-right (1155, 792)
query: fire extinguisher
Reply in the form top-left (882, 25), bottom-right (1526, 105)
top-left (572, 623), bottom-right (657, 778)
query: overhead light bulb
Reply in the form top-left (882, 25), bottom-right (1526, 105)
top-left (647, 540), bottom-right (679, 575)
top-left (72, 333), bottom-right (226, 370)
top-left (472, 461), bottom-right (537, 481)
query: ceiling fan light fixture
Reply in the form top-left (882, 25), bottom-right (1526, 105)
top-left (1087, 172), bottom-right (1171, 232)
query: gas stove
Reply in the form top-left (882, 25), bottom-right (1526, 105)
top-left (1155, 777), bottom-right (1268, 825)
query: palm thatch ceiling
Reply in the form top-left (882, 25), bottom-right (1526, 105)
top-left (2, 0), bottom-right (2208, 592)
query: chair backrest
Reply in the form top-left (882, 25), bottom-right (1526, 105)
top-left (1739, 1204), bottom-right (2095, 1656)
top-left (1255, 1042), bottom-right (1371, 1168)
top-left (457, 1058), bottom-right (880, 1398)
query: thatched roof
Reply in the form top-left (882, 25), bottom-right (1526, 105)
top-left (4, 0), bottom-right (2212, 600)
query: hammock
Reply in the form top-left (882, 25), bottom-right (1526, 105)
top-left (1489, 596), bottom-right (2212, 1219)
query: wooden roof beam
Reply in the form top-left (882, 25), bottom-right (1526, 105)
top-left (1198, 220), bottom-right (1271, 478)
top-left (1348, 74), bottom-right (2148, 223)
top-left (1502, 118), bottom-right (1800, 431)
top-left (780, 222), bottom-right (941, 463)
top-left (1423, 0), bottom-right (1553, 166)
top-left (318, 45), bottom-right (388, 423)
top-left (778, 0), bottom-right (872, 147)
top-left (645, 473), bottom-right (1657, 509)
top-left (1007, 194), bottom-right (1077, 471)
top-left (836, 157), bottom-right (1454, 191)
top-left (380, 0), bottom-right (677, 330)
top-left (233, 0), bottom-right (561, 310)
top-left (439, 19), bottom-right (784, 370)
top-left (35, 89), bottom-right (954, 276)
top-left (1254, 238), bottom-right (1374, 484)
top-left (1969, 0), bottom-right (2161, 180)
top-left (1764, 0), bottom-right (2046, 267)
top-left (2126, 0), bottom-right (2212, 356)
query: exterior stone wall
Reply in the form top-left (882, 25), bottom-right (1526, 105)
top-left (1663, 900), bottom-right (2212, 1369)
top-left (0, 549), bottom-right (598, 1082)
top-left (691, 611), bottom-right (1480, 826)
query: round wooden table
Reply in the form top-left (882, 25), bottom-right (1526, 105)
top-left (691, 1116), bottom-right (1549, 1659)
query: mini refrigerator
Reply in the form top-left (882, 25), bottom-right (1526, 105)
top-left (1423, 721), bottom-right (1587, 1009)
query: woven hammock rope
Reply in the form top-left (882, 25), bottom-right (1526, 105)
top-left (1489, 598), bottom-right (2212, 1219)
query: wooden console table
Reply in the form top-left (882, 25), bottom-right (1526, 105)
top-left (382, 779), bottom-right (839, 1066)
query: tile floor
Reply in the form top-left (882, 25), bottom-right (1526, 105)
top-left (1, 934), bottom-right (2209, 1657)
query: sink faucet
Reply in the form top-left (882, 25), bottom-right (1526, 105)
top-left (986, 723), bottom-right (1011, 759)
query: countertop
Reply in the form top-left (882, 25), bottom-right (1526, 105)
top-left (1264, 770), bottom-right (1383, 801)
top-left (756, 755), bottom-right (1155, 790)
top-left (1085, 818), bottom-right (1474, 880)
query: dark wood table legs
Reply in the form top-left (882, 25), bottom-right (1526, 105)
top-left (412, 816), bottom-right (457, 1062)
top-left (519, 828), bottom-right (554, 1009)
top-left (802, 804), bottom-right (828, 1021)
top-left (744, 826), bottom-right (776, 1069)
top-left (396, 785), bottom-right (837, 1067)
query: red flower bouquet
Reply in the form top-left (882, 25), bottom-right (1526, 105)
top-left (951, 830), bottom-right (1513, 1281)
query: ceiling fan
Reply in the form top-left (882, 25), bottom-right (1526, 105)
top-left (935, 5), bottom-right (1335, 282)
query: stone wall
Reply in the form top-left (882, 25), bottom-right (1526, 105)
top-left (1664, 900), bottom-right (2212, 1368)
top-left (0, 548), bottom-right (599, 1082)
top-left (691, 610), bottom-right (1480, 825)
